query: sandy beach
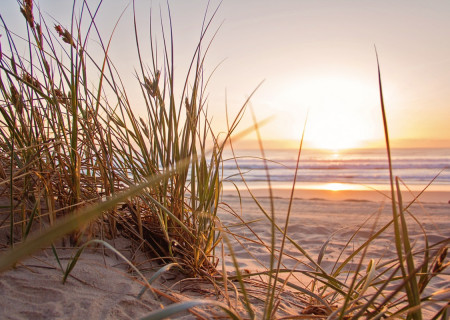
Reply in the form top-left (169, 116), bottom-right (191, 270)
top-left (219, 190), bottom-right (450, 268)
top-left (1, 188), bottom-right (448, 319)
top-left (218, 189), bottom-right (450, 317)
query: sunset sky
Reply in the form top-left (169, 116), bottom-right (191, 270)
top-left (2, 0), bottom-right (450, 150)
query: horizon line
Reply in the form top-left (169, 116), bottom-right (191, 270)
top-left (228, 138), bottom-right (450, 150)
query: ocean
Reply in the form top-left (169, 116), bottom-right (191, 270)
top-left (221, 148), bottom-right (450, 192)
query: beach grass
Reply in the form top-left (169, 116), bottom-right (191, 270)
top-left (0, 1), bottom-right (448, 319)
top-left (0, 0), bottom-right (243, 275)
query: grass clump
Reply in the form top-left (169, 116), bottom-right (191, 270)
top-left (0, 0), bottom-right (244, 279)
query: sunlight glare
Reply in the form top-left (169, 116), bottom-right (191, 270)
top-left (281, 76), bottom-right (380, 151)
top-left (324, 183), bottom-right (354, 191)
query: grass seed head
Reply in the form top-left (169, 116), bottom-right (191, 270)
top-left (43, 59), bottom-right (50, 74)
top-left (22, 72), bottom-right (42, 90)
top-left (143, 76), bottom-right (156, 97)
top-left (10, 85), bottom-right (24, 113)
top-left (185, 97), bottom-right (191, 112)
top-left (20, 0), bottom-right (34, 27)
top-left (143, 71), bottom-right (160, 98)
top-left (432, 246), bottom-right (448, 274)
top-left (36, 23), bottom-right (43, 50)
top-left (54, 25), bottom-right (75, 48)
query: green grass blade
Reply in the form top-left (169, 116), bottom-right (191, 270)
top-left (139, 299), bottom-right (241, 320)
top-left (62, 239), bottom-right (155, 300)
top-left (221, 229), bottom-right (255, 319)
top-left (376, 49), bottom-right (419, 319)
top-left (137, 263), bottom-right (179, 299)
top-left (396, 178), bottom-right (422, 319)
top-left (51, 244), bottom-right (64, 272)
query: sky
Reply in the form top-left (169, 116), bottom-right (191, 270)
top-left (2, 0), bottom-right (450, 150)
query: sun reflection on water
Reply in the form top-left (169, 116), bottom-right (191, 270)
top-left (323, 183), bottom-right (353, 191)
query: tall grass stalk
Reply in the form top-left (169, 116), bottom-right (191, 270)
top-left (377, 50), bottom-right (422, 320)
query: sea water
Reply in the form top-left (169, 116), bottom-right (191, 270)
top-left (221, 148), bottom-right (450, 192)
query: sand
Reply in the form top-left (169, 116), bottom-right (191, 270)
top-left (0, 238), bottom-right (208, 319)
top-left (219, 191), bottom-right (449, 269)
top-left (0, 189), bottom-right (449, 319)
top-left (217, 190), bottom-right (450, 317)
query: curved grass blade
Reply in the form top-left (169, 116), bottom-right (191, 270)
top-left (396, 178), bottom-right (422, 319)
top-left (376, 49), bottom-right (422, 320)
top-left (51, 244), bottom-right (64, 272)
top-left (62, 239), bottom-right (152, 292)
top-left (220, 225), bottom-right (255, 319)
top-left (139, 299), bottom-right (241, 320)
top-left (137, 262), bottom-right (180, 299)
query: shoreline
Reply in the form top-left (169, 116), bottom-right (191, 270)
top-left (222, 186), bottom-right (450, 204)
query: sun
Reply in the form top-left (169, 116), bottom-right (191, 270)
top-left (280, 76), bottom-right (381, 151)
top-left (307, 116), bottom-right (364, 150)
top-left (306, 108), bottom-right (370, 151)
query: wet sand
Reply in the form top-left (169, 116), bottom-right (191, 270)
top-left (225, 184), bottom-right (450, 203)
